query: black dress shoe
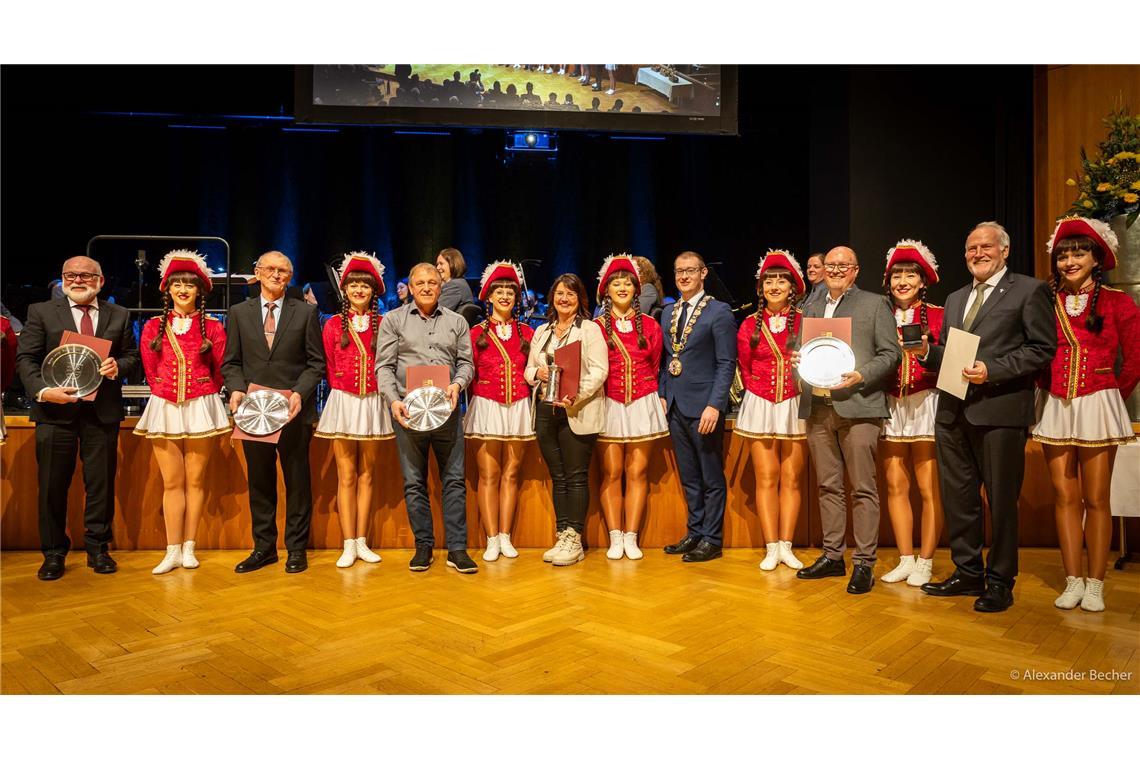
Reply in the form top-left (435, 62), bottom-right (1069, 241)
top-left (682, 539), bottom-right (722, 562)
top-left (234, 548), bottom-right (278, 573)
top-left (87, 551), bottom-right (117, 574)
top-left (284, 550), bottom-right (308, 573)
top-left (847, 563), bottom-right (874, 594)
top-left (796, 554), bottom-right (846, 579)
top-left (37, 554), bottom-right (65, 581)
top-left (446, 550), bottom-right (478, 574)
top-left (974, 580), bottom-right (1014, 613)
top-left (664, 535), bottom-right (700, 555)
top-left (921, 570), bottom-right (984, 597)
top-left (409, 545), bottom-right (434, 572)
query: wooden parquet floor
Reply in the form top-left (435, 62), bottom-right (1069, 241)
top-left (2, 548), bottom-right (1137, 695)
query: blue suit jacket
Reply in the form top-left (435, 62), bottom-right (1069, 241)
top-left (658, 297), bottom-right (737, 418)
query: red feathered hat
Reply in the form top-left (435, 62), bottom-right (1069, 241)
top-left (755, 249), bottom-right (805, 295)
top-left (1047, 216), bottom-right (1119, 271)
top-left (337, 252), bottom-right (386, 294)
top-left (596, 254), bottom-right (641, 301)
top-left (478, 260), bottom-right (525, 301)
top-left (158, 250), bottom-right (212, 292)
top-left (884, 239), bottom-right (939, 284)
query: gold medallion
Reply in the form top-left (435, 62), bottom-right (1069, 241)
top-left (668, 357), bottom-right (682, 376)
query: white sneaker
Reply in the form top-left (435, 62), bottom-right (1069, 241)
top-left (552, 528), bottom-right (585, 566)
top-left (906, 556), bottom-right (933, 586)
top-left (578, 75), bottom-right (588, 83)
top-left (881, 555), bottom-right (916, 583)
top-left (336, 538), bottom-right (357, 568)
top-left (623, 532), bottom-right (643, 560)
top-left (498, 532), bottom-right (519, 558)
top-left (1054, 576), bottom-right (1085, 609)
top-left (355, 536), bottom-right (381, 563)
top-left (605, 88), bottom-right (616, 96)
top-left (153, 545), bottom-right (182, 575)
top-left (558, 68), bottom-right (566, 75)
top-left (606, 529), bottom-right (625, 559)
top-left (483, 535), bottom-right (501, 562)
top-left (543, 529), bottom-right (568, 562)
top-left (1080, 578), bottom-right (1105, 612)
top-left (181, 540), bottom-right (200, 569)
top-left (759, 542), bottom-right (780, 571)
top-left (545, 67), bottom-right (553, 74)
top-left (778, 540), bottom-right (803, 570)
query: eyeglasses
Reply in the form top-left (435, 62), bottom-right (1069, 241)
top-left (257, 265), bottom-right (292, 278)
top-left (62, 272), bottom-right (101, 283)
top-left (674, 267), bottom-right (703, 277)
top-left (823, 264), bottom-right (856, 273)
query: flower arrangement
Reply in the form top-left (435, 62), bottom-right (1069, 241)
top-left (1065, 105), bottom-right (1140, 227)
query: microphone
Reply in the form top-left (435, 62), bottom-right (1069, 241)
top-left (136, 249), bottom-right (147, 266)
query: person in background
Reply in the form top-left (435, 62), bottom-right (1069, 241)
top-left (801, 252), bottom-right (827, 311)
top-left (633, 255), bottom-right (665, 315)
top-left (436, 247), bottom-right (474, 312)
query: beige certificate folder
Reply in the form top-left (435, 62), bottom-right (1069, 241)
top-left (936, 327), bottom-right (981, 400)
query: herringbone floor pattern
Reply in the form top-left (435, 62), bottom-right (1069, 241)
top-left (2, 549), bottom-right (1137, 695)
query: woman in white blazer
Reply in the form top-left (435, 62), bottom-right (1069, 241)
top-left (525, 273), bottom-right (609, 566)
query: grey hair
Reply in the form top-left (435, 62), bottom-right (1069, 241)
top-left (970, 221), bottom-right (1010, 250)
top-left (409, 262), bottom-right (440, 281)
top-left (255, 250), bottom-right (293, 270)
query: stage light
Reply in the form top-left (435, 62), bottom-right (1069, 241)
top-left (525, 133), bottom-right (538, 147)
top-left (505, 131), bottom-right (557, 153)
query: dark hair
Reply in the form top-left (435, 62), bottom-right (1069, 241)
top-left (600, 271), bottom-right (648, 350)
top-left (883, 262), bottom-right (931, 340)
top-left (1051, 235), bottom-right (1105, 333)
top-left (749, 270), bottom-right (801, 351)
top-left (806, 253), bottom-right (825, 266)
top-left (475, 279), bottom-right (531, 355)
top-left (338, 271), bottom-right (381, 352)
top-left (546, 274), bottom-right (591, 322)
top-left (437, 247), bottom-right (466, 279)
top-left (149, 271), bottom-right (212, 355)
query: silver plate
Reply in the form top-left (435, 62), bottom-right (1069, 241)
top-left (404, 385), bottom-right (452, 432)
top-left (798, 336), bottom-right (856, 389)
top-left (234, 389), bottom-right (291, 436)
top-left (42, 344), bottom-right (103, 398)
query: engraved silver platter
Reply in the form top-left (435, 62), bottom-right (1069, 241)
top-left (42, 343), bottom-right (103, 398)
top-left (234, 389), bottom-right (290, 436)
top-left (798, 336), bottom-right (856, 389)
top-left (404, 385), bottom-right (452, 432)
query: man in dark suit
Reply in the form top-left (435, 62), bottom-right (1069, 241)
top-left (16, 255), bottom-right (140, 580)
top-left (794, 246), bottom-right (901, 594)
top-left (658, 251), bottom-right (737, 562)
top-left (221, 250), bottom-right (325, 574)
top-left (918, 222), bottom-right (1056, 612)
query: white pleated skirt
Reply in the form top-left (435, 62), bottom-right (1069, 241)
top-left (315, 390), bottom-right (394, 440)
top-left (598, 393), bottom-right (670, 443)
top-left (1031, 388), bottom-right (1135, 447)
top-left (134, 393), bottom-right (231, 439)
top-left (882, 388), bottom-right (938, 443)
top-left (464, 395), bottom-right (535, 440)
top-left (734, 391), bottom-right (806, 440)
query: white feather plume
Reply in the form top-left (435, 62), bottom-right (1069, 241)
top-left (885, 239), bottom-right (938, 274)
top-left (158, 249), bottom-right (210, 280)
top-left (596, 253), bottom-right (641, 286)
top-left (337, 251), bottom-right (386, 281)
top-left (755, 249), bottom-right (804, 281)
top-left (479, 259), bottom-right (525, 291)
top-left (1046, 216), bottom-right (1119, 256)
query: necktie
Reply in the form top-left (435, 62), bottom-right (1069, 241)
top-left (678, 300), bottom-right (690, 333)
top-left (264, 303), bottom-right (277, 348)
top-left (76, 304), bottom-right (94, 336)
top-left (962, 282), bottom-right (990, 331)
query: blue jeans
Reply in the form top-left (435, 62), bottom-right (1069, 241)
top-left (393, 408), bottom-right (468, 550)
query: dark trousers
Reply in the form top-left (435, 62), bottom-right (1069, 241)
top-left (242, 417), bottom-right (314, 552)
top-left (935, 417), bottom-right (1025, 585)
top-left (35, 406), bottom-right (119, 556)
top-left (667, 405), bottom-right (727, 546)
top-left (535, 402), bottom-right (596, 534)
top-left (393, 408), bottom-right (467, 550)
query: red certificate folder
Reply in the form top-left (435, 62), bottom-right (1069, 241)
top-left (230, 384), bottom-right (295, 444)
top-left (801, 317), bottom-right (852, 346)
top-left (407, 365), bottom-right (450, 392)
top-left (554, 341), bottom-right (581, 400)
top-left (61, 330), bottom-right (112, 401)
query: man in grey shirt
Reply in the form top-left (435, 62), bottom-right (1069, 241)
top-left (377, 262), bottom-right (477, 574)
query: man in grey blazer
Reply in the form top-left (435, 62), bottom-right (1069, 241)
top-left (795, 246), bottom-right (901, 594)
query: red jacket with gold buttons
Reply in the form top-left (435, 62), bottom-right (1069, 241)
top-left (1041, 286), bottom-right (1140, 400)
top-left (470, 320), bottom-right (534, 405)
top-left (323, 314), bottom-right (381, 395)
top-left (737, 310), bottom-right (800, 404)
top-left (141, 314), bottom-right (226, 403)
top-left (889, 303), bottom-right (944, 398)
top-left (595, 314), bottom-right (663, 404)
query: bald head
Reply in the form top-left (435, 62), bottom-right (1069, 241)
top-left (60, 256), bottom-right (104, 304)
top-left (823, 246), bottom-right (860, 297)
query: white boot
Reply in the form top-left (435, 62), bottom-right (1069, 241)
top-left (1080, 578), bottom-right (1104, 612)
top-left (552, 527), bottom-right (585, 566)
top-left (355, 536), bottom-right (381, 563)
top-left (906, 556), bottom-right (933, 587)
top-left (1054, 576), bottom-right (1085, 609)
top-left (759, 542), bottom-right (780, 571)
top-left (778, 540), bottom-right (803, 570)
top-left (153, 544), bottom-right (182, 575)
top-left (498, 532), bottom-right (519, 558)
top-left (336, 538), bottom-right (357, 568)
top-left (881, 554), bottom-right (916, 583)
top-left (483, 535), bottom-right (501, 562)
top-left (606, 529), bottom-right (625, 559)
top-left (623, 532), bottom-right (643, 560)
top-left (543, 529), bottom-right (568, 562)
top-left (181, 540), bottom-right (200, 569)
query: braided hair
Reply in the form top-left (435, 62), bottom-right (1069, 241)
top-left (475, 279), bottom-right (530, 354)
top-left (196, 292), bottom-right (212, 355)
top-left (150, 271), bottom-right (211, 353)
top-left (1052, 236), bottom-right (1105, 333)
top-left (750, 269), bottom-right (797, 350)
top-left (339, 271), bottom-right (381, 349)
top-left (601, 272), bottom-right (646, 350)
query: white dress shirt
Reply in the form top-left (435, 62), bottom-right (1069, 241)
top-left (962, 266), bottom-right (1007, 322)
top-left (67, 297), bottom-right (99, 333)
top-left (677, 289), bottom-right (706, 330)
top-left (260, 295), bottom-right (284, 326)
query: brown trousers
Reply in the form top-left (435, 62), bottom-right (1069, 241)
top-left (805, 405), bottom-right (883, 564)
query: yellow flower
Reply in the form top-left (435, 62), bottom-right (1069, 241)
top-left (1124, 193), bottom-right (1140, 204)
top-left (1066, 178), bottom-right (1077, 186)
top-left (1083, 200), bottom-right (1095, 208)
top-left (1131, 180), bottom-right (1140, 190)
top-left (1097, 182), bottom-right (1114, 192)
top-left (1114, 151), bottom-right (1135, 161)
